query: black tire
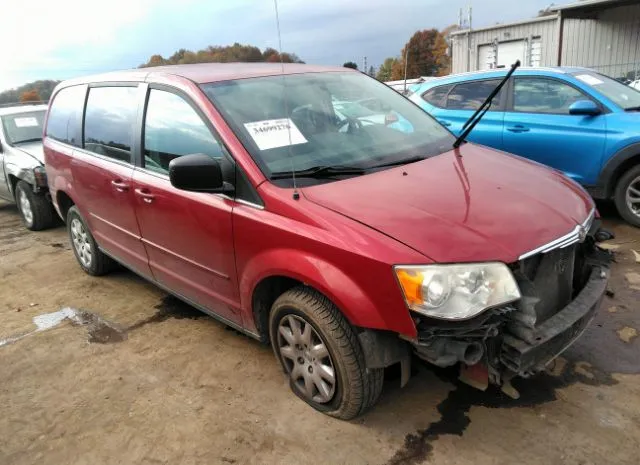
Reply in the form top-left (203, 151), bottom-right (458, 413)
top-left (15, 180), bottom-right (55, 231)
top-left (66, 206), bottom-right (115, 276)
top-left (269, 286), bottom-right (384, 420)
top-left (614, 164), bottom-right (640, 227)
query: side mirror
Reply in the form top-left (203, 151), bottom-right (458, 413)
top-left (569, 100), bottom-right (601, 116)
top-left (169, 153), bottom-right (234, 194)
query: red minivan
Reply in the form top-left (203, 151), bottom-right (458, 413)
top-left (44, 63), bottom-right (610, 419)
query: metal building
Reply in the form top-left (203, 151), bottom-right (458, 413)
top-left (450, 0), bottom-right (640, 80)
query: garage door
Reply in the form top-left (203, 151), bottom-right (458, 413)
top-left (478, 44), bottom-right (495, 70)
top-left (497, 40), bottom-right (526, 68)
top-left (478, 40), bottom-right (527, 70)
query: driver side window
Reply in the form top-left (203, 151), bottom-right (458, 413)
top-left (143, 89), bottom-right (223, 174)
top-left (513, 78), bottom-right (591, 114)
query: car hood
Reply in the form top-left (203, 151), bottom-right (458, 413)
top-left (303, 144), bottom-right (594, 264)
top-left (13, 141), bottom-right (44, 164)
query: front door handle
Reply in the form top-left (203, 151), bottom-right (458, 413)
top-left (111, 180), bottom-right (130, 192)
top-left (134, 188), bottom-right (155, 204)
top-left (506, 125), bottom-right (530, 133)
top-left (438, 119), bottom-right (451, 127)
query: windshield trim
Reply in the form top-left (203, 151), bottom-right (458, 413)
top-left (201, 71), bottom-right (455, 186)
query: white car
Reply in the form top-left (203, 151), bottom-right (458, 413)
top-left (0, 102), bottom-right (57, 230)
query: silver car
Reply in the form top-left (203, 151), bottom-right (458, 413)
top-left (0, 102), bottom-right (56, 230)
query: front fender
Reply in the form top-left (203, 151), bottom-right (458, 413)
top-left (240, 248), bottom-right (417, 338)
top-left (5, 163), bottom-right (38, 194)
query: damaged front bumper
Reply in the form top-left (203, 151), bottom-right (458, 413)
top-left (500, 266), bottom-right (608, 376)
top-left (403, 232), bottom-right (611, 395)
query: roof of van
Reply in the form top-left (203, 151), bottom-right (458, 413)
top-left (59, 63), bottom-right (351, 87)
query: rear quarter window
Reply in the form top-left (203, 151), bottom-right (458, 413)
top-left (46, 86), bottom-right (86, 146)
top-left (421, 85), bottom-right (453, 108)
top-left (447, 79), bottom-right (502, 110)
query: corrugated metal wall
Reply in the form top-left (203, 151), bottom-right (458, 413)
top-left (450, 17), bottom-right (559, 73)
top-left (560, 3), bottom-right (640, 79)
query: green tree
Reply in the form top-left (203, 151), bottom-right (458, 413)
top-left (139, 44), bottom-right (304, 68)
top-left (376, 57), bottom-right (398, 81)
top-left (343, 61), bottom-right (358, 70)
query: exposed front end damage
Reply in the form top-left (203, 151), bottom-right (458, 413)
top-left (406, 222), bottom-right (611, 397)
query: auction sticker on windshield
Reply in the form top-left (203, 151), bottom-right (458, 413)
top-left (13, 117), bottom-right (39, 128)
top-left (244, 118), bottom-right (307, 151)
top-left (575, 74), bottom-right (604, 86)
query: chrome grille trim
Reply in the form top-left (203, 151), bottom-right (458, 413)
top-left (518, 208), bottom-right (595, 261)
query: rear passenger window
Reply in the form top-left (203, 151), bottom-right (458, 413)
top-left (46, 86), bottom-right (85, 146)
top-left (447, 80), bottom-right (502, 110)
top-left (422, 85), bottom-right (452, 108)
top-left (143, 89), bottom-right (223, 174)
top-left (83, 86), bottom-right (137, 163)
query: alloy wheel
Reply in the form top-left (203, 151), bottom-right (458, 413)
top-left (626, 175), bottom-right (640, 219)
top-left (277, 315), bottom-right (336, 404)
top-left (70, 218), bottom-right (93, 268)
top-left (18, 189), bottom-right (33, 226)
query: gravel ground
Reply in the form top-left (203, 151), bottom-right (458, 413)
top-left (1, 199), bottom-right (638, 465)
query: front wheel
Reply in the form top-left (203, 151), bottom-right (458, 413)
top-left (15, 181), bottom-right (55, 231)
top-left (269, 287), bottom-right (383, 420)
top-left (614, 165), bottom-right (640, 227)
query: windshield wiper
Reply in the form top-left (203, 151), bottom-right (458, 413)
top-left (367, 155), bottom-right (426, 169)
top-left (453, 60), bottom-right (521, 149)
top-left (270, 165), bottom-right (366, 180)
top-left (624, 106), bottom-right (640, 112)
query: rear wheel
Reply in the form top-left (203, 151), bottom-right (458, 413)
top-left (66, 206), bottom-right (115, 276)
top-left (614, 165), bottom-right (640, 227)
top-left (15, 181), bottom-right (55, 231)
top-left (269, 287), bottom-right (383, 420)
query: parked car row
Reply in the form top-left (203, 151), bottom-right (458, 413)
top-left (1, 63), bottom-right (614, 419)
top-left (409, 67), bottom-right (640, 226)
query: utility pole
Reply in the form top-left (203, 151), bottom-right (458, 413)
top-left (467, 5), bottom-right (473, 72)
top-left (403, 48), bottom-right (409, 93)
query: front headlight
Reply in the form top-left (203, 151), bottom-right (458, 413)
top-left (394, 263), bottom-right (521, 320)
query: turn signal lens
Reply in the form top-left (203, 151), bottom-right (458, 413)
top-left (395, 269), bottom-right (423, 305)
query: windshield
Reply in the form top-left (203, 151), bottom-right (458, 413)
top-left (202, 72), bottom-right (454, 183)
top-left (0, 110), bottom-right (46, 145)
top-left (573, 72), bottom-right (640, 110)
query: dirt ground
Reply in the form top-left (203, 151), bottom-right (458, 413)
top-left (1, 199), bottom-right (639, 465)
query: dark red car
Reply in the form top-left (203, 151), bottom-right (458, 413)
top-left (44, 64), bottom-right (610, 419)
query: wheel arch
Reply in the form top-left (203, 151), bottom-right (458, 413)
top-left (243, 249), bottom-right (417, 343)
top-left (55, 190), bottom-right (76, 223)
top-left (595, 143), bottom-right (640, 199)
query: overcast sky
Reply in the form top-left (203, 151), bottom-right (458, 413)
top-left (3, 0), bottom-right (554, 91)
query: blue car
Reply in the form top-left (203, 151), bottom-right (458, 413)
top-left (409, 67), bottom-right (640, 226)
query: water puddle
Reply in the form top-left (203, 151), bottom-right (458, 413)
top-left (0, 307), bottom-right (126, 347)
top-left (127, 295), bottom-right (205, 332)
top-left (0, 296), bottom-right (204, 348)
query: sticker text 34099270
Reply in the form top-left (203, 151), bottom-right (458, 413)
top-left (243, 118), bottom-right (307, 151)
